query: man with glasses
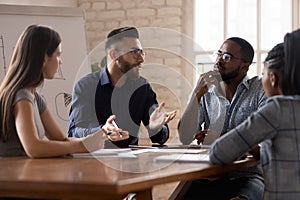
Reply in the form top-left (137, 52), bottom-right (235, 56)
top-left (68, 27), bottom-right (176, 148)
top-left (178, 37), bottom-right (266, 200)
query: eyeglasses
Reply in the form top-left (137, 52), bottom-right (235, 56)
top-left (118, 48), bottom-right (145, 59)
top-left (130, 48), bottom-right (145, 58)
top-left (213, 51), bottom-right (244, 63)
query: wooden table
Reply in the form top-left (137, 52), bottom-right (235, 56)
top-left (0, 150), bottom-right (258, 200)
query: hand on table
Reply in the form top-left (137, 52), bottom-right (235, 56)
top-left (194, 129), bottom-right (220, 145)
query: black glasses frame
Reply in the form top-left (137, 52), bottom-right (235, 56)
top-left (213, 51), bottom-right (244, 63)
top-left (117, 48), bottom-right (145, 59)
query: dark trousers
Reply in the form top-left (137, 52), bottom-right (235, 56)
top-left (181, 177), bottom-right (264, 200)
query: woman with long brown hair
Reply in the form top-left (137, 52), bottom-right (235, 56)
top-left (0, 25), bottom-right (129, 158)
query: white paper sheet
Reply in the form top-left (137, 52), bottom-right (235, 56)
top-left (154, 153), bottom-right (210, 163)
top-left (71, 148), bottom-right (134, 158)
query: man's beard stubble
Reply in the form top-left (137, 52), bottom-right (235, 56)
top-left (117, 57), bottom-right (140, 80)
top-left (219, 63), bottom-right (241, 82)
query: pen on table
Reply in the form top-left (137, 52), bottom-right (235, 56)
top-left (112, 120), bottom-right (123, 138)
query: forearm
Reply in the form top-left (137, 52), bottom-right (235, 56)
top-left (69, 126), bottom-right (100, 138)
top-left (178, 94), bottom-right (200, 145)
top-left (149, 125), bottom-right (169, 144)
top-left (69, 84), bottom-right (99, 138)
top-left (209, 132), bottom-right (253, 165)
top-left (24, 139), bottom-right (86, 158)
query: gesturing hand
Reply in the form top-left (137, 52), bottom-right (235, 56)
top-left (101, 115), bottom-right (129, 141)
top-left (149, 102), bottom-right (177, 130)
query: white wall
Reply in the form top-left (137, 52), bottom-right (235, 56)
top-left (0, 4), bottom-right (88, 133)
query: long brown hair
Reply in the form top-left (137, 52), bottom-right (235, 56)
top-left (0, 25), bottom-right (61, 142)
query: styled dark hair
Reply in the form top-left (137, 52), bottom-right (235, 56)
top-left (264, 43), bottom-right (284, 70)
top-left (227, 37), bottom-right (254, 64)
top-left (0, 25), bottom-right (61, 142)
top-left (105, 27), bottom-right (139, 52)
top-left (282, 29), bottom-right (300, 95)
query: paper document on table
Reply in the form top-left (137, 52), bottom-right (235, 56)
top-left (129, 144), bottom-right (211, 150)
top-left (163, 144), bottom-right (211, 149)
top-left (154, 153), bottom-right (210, 163)
top-left (71, 148), bottom-right (135, 158)
top-left (132, 148), bottom-right (207, 154)
top-left (157, 149), bottom-right (207, 154)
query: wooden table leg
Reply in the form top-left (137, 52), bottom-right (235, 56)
top-left (169, 181), bottom-right (192, 200)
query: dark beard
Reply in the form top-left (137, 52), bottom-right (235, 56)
top-left (117, 57), bottom-right (139, 80)
top-left (221, 66), bottom-right (240, 82)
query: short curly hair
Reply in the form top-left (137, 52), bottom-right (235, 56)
top-left (227, 37), bottom-right (254, 64)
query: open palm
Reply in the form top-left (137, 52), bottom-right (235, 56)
top-left (149, 102), bottom-right (176, 130)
